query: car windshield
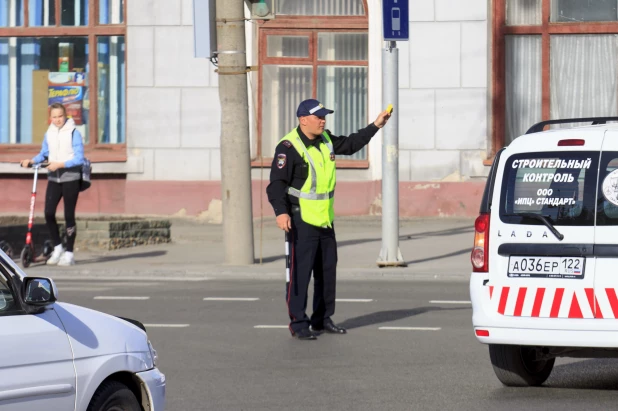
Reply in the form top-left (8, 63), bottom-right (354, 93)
top-left (499, 151), bottom-right (599, 226)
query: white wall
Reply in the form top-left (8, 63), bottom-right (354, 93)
top-left (398, 0), bottom-right (489, 182)
top-left (126, 0), bottom-right (222, 181)
top-left (124, 0), bottom-right (490, 184)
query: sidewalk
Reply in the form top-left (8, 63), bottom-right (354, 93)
top-left (23, 216), bottom-right (476, 282)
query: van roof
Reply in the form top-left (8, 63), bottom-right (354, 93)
top-left (525, 116), bottom-right (618, 134)
top-left (508, 117), bottom-right (618, 151)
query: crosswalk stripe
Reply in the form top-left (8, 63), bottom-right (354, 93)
top-left (204, 297), bottom-right (259, 301)
top-left (379, 327), bottom-right (441, 331)
top-left (254, 325), bottom-right (288, 329)
top-left (94, 296), bottom-right (150, 300)
top-left (144, 324), bottom-right (190, 328)
top-left (336, 299), bottom-right (373, 302)
top-left (429, 300), bottom-right (471, 304)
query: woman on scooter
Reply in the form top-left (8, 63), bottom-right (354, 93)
top-left (20, 103), bottom-right (84, 266)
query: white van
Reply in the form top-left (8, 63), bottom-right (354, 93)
top-left (0, 249), bottom-right (166, 411)
top-left (470, 116), bottom-right (618, 387)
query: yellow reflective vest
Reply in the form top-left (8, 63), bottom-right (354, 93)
top-left (280, 129), bottom-right (336, 228)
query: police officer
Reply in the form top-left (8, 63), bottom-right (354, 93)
top-left (267, 99), bottom-right (391, 340)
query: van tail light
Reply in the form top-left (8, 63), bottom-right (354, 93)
top-left (471, 213), bottom-right (489, 272)
top-left (558, 139), bottom-right (585, 146)
top-left (475, 329), bottom-right (490, 337)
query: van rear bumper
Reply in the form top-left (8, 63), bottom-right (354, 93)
top-left (472, 326), bottom-right (618, 348)
top-left (470, 274), bottom-right (618, 348)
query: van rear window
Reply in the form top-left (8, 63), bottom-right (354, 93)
top-left (597, 152), bottom-right (618, 226)
top-left (499, 151), bottom-right (599, 226)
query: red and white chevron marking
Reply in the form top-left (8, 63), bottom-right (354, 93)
top-left (488, 286), bottom-right (618, 319)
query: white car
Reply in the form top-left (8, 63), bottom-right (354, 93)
top-left (0, 249), bottom-right (166, 410)
top-left (470, 116), bottom-right (618, 386)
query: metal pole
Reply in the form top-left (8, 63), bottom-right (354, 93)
top-left (377, 41), bottom-right (406, 267)
top-left (216, 0), bottom-right (255, 265)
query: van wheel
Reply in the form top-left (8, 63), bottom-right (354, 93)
top-left (87, 381), bottom-right (141, 411)
top-left (489, 344), bottom-right (554, 387)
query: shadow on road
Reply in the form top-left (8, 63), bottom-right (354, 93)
top-left (406, 247), bottom-right (470, 265)
top-left (76, 250), bottom-right (167, 265)
top-left (486, 358), bottom-right (618, 394)
top-left (339, 306), bottom-right (469, 330)
top-left (257, 225), bottom-right (474, 264)
top-left (337, 225), bottom-right (474, 249)
top-left (546, 358), bottom-right (618, 390)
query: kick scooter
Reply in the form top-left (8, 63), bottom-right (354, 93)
top-left (20, 162), bottom-right (54, 268)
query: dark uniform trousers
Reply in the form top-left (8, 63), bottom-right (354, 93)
top-left (287, 210), bottom-right (338, 334)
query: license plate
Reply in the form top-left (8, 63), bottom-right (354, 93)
top-left (508, 256), bottom-right (585, 279)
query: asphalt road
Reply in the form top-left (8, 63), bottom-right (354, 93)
top-left (57, 278), bottom-right (618, 411)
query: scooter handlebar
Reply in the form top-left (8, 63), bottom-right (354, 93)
top-left (22, 162), bottom-right (49, 169)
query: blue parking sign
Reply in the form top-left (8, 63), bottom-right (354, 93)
top-left (383, 0), bottom-right (409, 41)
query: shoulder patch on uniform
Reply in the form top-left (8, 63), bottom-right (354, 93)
top-left (277, 153), bottom-right (287, 169)
top-left (282, 140), bottom-right (292, 148)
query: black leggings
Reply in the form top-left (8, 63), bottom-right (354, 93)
top-left (44, 180), bottom-right (80, 252)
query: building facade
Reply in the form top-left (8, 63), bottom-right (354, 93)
top-left (0, 0), bottom-right (612, 219)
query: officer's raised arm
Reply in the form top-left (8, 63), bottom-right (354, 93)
top-left (330, 109), bottom-right (392, 156)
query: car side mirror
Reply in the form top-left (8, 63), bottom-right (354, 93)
top-left (23, 277), bottom-right (57, 306)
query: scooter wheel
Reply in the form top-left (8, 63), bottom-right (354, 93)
top-left (43, 240), bottom-right (54, 257)
top-left (0, 241), bottom-right (12, 258)
top-left (21, 246), bottom-right (33, 268)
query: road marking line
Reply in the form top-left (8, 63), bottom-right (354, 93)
top-left (379, 327), bottom-right (441, 331)
top-left (94, 296), bottom-right (150, 300)
top-left (144, 324), bottom-right (190, 328)
top-left (254, 325), bottom-right (288, 329)
top-left (203, 297), bottom-right (260, 301)
top-left (336, 299), bottom-right (373, 302)
top-left (429, 300), bottom-right (471, 304)
top-left (52, 276), bottom-right (211, 282)
top-left (56, 281), bottom-right (162, 286)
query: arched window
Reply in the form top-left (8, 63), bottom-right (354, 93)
top-left (258, 0), bottom-right (369, 165)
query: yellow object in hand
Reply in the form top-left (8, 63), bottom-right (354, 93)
top-left (386, 104), bottom-right (393, 114)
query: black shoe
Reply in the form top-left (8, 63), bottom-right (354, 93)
top-left (292, 328), bottom-right (317, 340)
top-left (310, 321), bottom-right (347, 334)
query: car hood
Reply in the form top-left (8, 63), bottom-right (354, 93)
top-left (54, 302), bottom-right (151, 360)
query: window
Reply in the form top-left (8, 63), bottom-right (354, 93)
top-left (0, 0), bottom-right (126, 161)
top-left (500, 151), bottom-right (598, 226)
top-left (0, 271), bottom-right (19, 315)
top-left (597, 153), bottom-right (618, 225)
top-left (257, 0), bottom-right (369, 167)
top-left (493, 0), bottom-right (618, 154)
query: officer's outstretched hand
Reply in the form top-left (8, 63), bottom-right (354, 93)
top-left (276, 214), bottom-right (292, 232)
top-left (373, 109), bottom-right (392, 128)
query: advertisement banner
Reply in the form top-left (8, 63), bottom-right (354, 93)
top-left (48, 72), bottom-right (86, 125)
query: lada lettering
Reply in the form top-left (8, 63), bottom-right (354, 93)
top-left (498, 230), bottom-right (550, 238)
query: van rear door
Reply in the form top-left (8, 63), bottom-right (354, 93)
top-left (593, 130), bottom-right (618, 318)
top-left (489, 134), bottom-right (602, 319)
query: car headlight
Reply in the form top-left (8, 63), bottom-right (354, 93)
top-left (148, 340), bottom-right (159, 367)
